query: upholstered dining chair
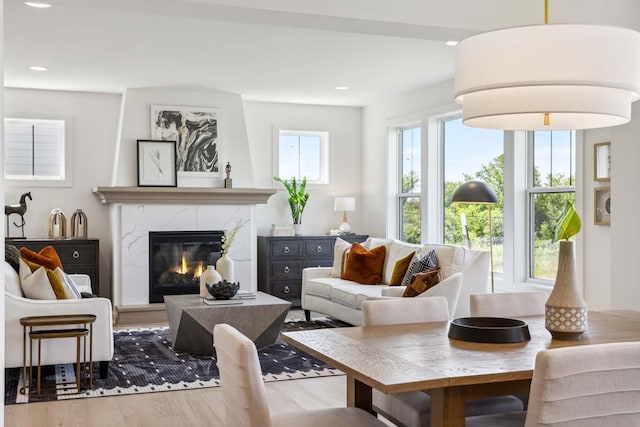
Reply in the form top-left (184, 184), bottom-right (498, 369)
top-left (213, 323), bottom-right (388, 427)
top-left (362, 297), bottom-right (524, 427)
top-left (470, 292), bottom-right (547, 318)
top-left (466, 341), bottom-right (640, 427)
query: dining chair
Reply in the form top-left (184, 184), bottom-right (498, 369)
top-left (466, 341), bottom-right (640, 427)
top-left (362, 297), bottom-right (524, 427)
top-left (213, 323), bottom-right (388, 427)
top-left (470, 292), bottom-right (547, 318)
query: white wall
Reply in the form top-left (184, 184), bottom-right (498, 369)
top-left (243, 101), bottom-right (364, 236)
top-left (4, 88), bottom-right (121, 298)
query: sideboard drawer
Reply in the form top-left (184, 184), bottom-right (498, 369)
top-left (304, 240), bottom-right (333, 257)
top-left (270, 261), bottom-right (302, 280)
top-left (270, 240), bottom-right (302, 258)
top-left (271, 281), bottom-right (300, 300)
top-left (57, 243), bottom-right (97, 265)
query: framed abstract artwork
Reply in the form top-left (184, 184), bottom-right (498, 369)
top-left (137, 140), bottom-right (177, 187)
top-left (150, 105), bottom-right (222, 180)
top-left (594, 187), bottom-right (611, 226)
top-left (594, 141), bottom-right (611, 182)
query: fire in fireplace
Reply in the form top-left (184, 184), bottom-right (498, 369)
top-left (149, 231), bottom-right (223, 303)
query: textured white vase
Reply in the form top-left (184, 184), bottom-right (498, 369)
top-left (199, 265), bottom-right (222, 298)
top-left (216, 254), bottom-right (235, 282)
top-left (545, 240), bottom-right (588, 339)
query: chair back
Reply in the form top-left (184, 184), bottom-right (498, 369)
top-left (525, 342), bottom-right (640, 427)
top-left (362, 296), bottom-right (449, 326)
top-left (214, 324), bottom-right (273, 427)
top-left (470, 292), bottom-right (547, 318)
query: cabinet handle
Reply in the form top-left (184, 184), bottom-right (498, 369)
top-left (316, 245), bottom-right (323, 253)
top-left (283, 246), bottom-right (290, 254)
top-left (283, 266), bottom-right (290, 274)
top-left (72, 250), bottom-right (80, 259)
top-left (283, 286), bottom-right (290, 294)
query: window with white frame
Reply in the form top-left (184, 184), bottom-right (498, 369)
top-left (277, 130), bottom-right (328, 184)
top-left (4, 118), bottom-right (67, 182)
top-left (398, 126), bottom-right (421, 243)
top-left (528, 130), bottom-right (576, 281)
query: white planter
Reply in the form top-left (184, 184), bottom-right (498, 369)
top-left (216, 254), bottom-right (235, 282)
top-left (199, 265), bottom-right (222, 298)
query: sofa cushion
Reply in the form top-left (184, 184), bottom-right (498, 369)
top-left (403, 269), bottom-right (442, 297)
top-left (383, 240), bottom-right (421, 285)
top-left (305, 277), bottom-right (344, 299)
top-left (401, 250), bottom-right (439, 287)
top-left (331, 283), bottom-right (385, 310)
top-left (342, 243), bottom-right (386, 285)
top-left (389, 251), bottom-right (416, 286)
top-left (420, 244), bottom-right (464, 279)
top-left (330, 237), bottom-right (353, 278)
top-left (4, 260), bottom-right (23, 296)
top-left (20, 245), bottom-right (64, 271)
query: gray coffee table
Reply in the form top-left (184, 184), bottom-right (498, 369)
top-left (164, 292), bottom-right (291, 355)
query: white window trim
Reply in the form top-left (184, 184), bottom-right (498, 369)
top-left (273, 128), bottom-right (329, 185)
top-left (4, 112), bottom-right (73, 187)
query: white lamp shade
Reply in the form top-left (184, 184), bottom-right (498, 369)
top-left (334, 197), bottom-right (356, 212)
top-left (454, 24), bottom-right (640, 130)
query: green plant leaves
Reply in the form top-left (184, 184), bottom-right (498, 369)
top-left (274, 176), bottom-right (310, 224)
top-left (554, 201), bottom-right (581, 242)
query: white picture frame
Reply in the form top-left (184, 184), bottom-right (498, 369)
top-left (594, 141), bottom-right (611, 182)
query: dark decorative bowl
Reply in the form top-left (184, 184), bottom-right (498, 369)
top-left (206, 281), bottom-right (240, 300)
top-left (448, 317), bottom-right (531, 343)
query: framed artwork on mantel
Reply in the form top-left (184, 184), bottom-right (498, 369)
top-left (594, 141), bottom-right (611, 182)
top-left (150, 105), bottom-right (222, 186)
top-left (137, 140), bottom-right (177, 187)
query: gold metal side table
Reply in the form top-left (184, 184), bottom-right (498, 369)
top-left (19, 314), bottom-right (96, 397)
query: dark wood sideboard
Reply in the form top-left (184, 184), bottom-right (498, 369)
top-left (6, 238), bottom-right (100, 295)
top-left (257, 234), bottom-right (368, 307)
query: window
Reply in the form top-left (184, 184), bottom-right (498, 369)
top-left (398, 126), bottom-right (421, 243)
top-left (277, 130), bottom-right (328, 184)
top-left (4, 117), bottom-right (70, 186)
top-left (443, 118), bottom-right (504, 272)
top-left (528, 130), bottom-right (576, 281)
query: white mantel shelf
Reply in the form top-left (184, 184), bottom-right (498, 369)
top-left (92, 186), bottom-right (277, 205)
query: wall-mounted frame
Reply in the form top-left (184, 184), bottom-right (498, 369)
top-left (594, 141), bottom-right (611, 182)
top-left (594, 187), bottom-right (611, 226)
top-left (137, 140), bottom-right (177, 187)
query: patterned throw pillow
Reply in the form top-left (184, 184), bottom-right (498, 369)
top-left (388, 251), bottom-right (415, 286)
top-left (402, 268), bottom-right (442, 297)
top-left (400, 250), bottom-right (439, 288)
top-left (341, 242), bottom-right (387, 285)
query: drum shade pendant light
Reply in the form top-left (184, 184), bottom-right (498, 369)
top-left (454, 0), bottom-right (640, 131)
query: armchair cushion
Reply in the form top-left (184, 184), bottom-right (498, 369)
top-left (19, 245), bottom-right (63, 271)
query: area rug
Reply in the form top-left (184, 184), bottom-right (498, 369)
top-left (5, 318), bottom-right (349, 404)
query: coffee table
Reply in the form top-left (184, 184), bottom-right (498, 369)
top-left (164, 292), bottom-right (291, 355)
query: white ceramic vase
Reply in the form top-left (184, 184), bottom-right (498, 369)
top-left (294, 224), bottom-right (303, 236)
top-left (545, 240), bottom-right (588, 339)
top-left (216, 254), bottom-right (235, 282)
top-left (199, 265), bottom-right (222, 298)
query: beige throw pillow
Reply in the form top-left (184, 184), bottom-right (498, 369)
top-left (19, 258), bottom-right (57, 300)
top-left (330, 237), bottom-right (352, 278)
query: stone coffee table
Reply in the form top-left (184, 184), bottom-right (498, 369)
top-left (164, 292), bottom-right (291, 355)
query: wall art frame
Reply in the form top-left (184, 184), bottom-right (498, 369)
top-left (594, 187), bottom-right (611, 226)
top-left (137, 140), bottom-right (177, 187)
top-left (594, 141), bottom-right (611, 182)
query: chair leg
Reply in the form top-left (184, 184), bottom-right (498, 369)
top-left (304, 310), bottom-right (311, 321)
top-left (99, 361), bottom-right (109, 379)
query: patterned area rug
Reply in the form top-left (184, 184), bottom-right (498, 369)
top-left (5, 318), bottom-right (350, 404)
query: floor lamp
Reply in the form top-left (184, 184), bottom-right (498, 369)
top-left (451, 181), bottom-right (498, 293)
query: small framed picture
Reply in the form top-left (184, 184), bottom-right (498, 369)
top-left (594, 187), bottom-right (611, 226)
top-left (137, 140), bottom-right (177, 187)
top-left (594, 142), bottom-right (611, 182)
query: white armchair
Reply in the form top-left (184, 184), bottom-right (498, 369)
top-left (4, 261), bottom-right (114, 378)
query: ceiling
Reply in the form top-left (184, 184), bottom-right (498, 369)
top-left (4, 0), bottom-right (640, 106)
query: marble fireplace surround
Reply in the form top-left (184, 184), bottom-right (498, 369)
top-left (93, 187), bottom-right (276, 307)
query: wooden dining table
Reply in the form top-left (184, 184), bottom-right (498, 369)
top-left (281, 310), bottom-right (640, 427)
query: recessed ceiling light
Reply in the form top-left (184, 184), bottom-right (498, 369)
top-left (335, 86), bottom-right (349, 91)
top-left (445, 41), bottom-right (459, 46)
top-left (24, 2), bottom-right (52, 8)
top-left (29, 66), bottom-right (48, 71)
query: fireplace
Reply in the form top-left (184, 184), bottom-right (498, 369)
top-left (149, 231), bottom-right (223, 303)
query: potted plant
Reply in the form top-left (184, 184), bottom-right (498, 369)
top-left (545, 201), bottom-right (587, 339)
top-left (274, 176), bottom-right (309, 234)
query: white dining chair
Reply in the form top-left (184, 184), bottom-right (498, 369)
top-left (466, 341), bottom-right (640, 427)
top-left (362, 297), bottom-right (524, 427)
top-left (470, 292), bottom-right (547, 318)
top-left (213, 323), bottom-right (388, 427)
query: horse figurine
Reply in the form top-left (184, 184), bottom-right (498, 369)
top-left (5, 192), bottom-right (32, 238)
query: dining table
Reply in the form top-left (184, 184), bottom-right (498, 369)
top-left (281, 310), bottom-right (640, 427)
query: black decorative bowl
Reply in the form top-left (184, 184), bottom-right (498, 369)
top-left (448, 317), bottom-right (531, 343)
top-left (206, 281), bottom-right (240, 300)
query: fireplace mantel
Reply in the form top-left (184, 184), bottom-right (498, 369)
top-left (93, 186), bottom-right (277, 205)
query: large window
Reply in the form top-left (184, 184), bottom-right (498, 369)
top-left (398, 126), bottom-right (421, 243)
top-left (529, 130), bottom-right (576, 281)
top-left (443, 118), bottom-right (504, 272)
top-left (277, 130), bottom-right (328, 184)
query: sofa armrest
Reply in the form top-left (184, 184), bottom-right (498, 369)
top-left (302, 267), bottom-right (333, 282)
top-left (419, 272), bottom-right (463, 319)
top-left (68, 273), bottom-right (92, 294)
top-left (381, 287), bottom-right (405, 297)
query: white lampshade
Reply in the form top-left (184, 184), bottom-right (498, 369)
top-left (454, 24), bottom-right (640, 130)
top-left (334, 197), bottom-right (356, 212)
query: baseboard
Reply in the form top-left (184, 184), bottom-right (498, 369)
top-left (115, 303), bottom-right (168, 327)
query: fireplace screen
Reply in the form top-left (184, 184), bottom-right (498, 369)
top-left (149, 231), bottom-right (223, 303)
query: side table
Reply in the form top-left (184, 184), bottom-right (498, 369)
top-left (20, 314), bottom-right (96, 397)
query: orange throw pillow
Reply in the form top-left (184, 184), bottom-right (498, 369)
top-left (20, 246), bottom-right (64, 271)
top-left (389, 251), bottom-right (415, 286)
top-left (341, 242), bottom-right (386, 284)
top-left (402, 269), bottom-right (442, 297)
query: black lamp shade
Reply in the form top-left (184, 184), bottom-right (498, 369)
top-left (451, 181), bottom-right (497, 204)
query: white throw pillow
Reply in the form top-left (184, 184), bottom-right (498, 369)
top-left (19, 258), bottom-right (57, 300)
top-left (330, 237), bottom-right (352, 278)
top-left (55, 268), bottom-right (82, 299)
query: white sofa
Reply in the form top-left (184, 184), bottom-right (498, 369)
top-left (3, 261), bottom-right (114, 377)
top-left (301, 239), bottom-right (490, 326)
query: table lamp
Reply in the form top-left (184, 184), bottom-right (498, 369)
top-left (451, 181), bottom-right (498, 293)
top-left (334, 197), bottom-right (356, 234)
